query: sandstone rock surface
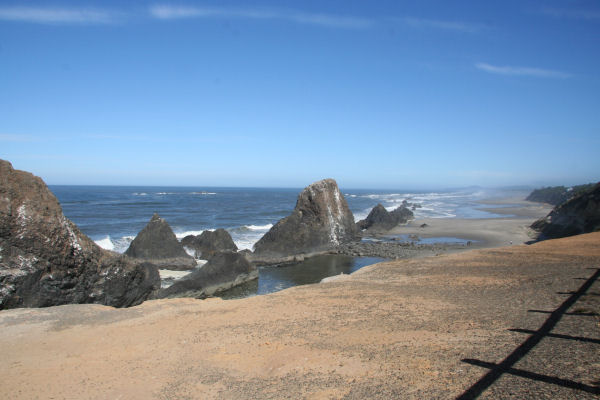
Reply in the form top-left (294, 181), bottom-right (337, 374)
top-left (125, 213), bottom-right (196, 270)
top-left (253, 179), bottom-right (358, 261)
top-left (0, 160), bottom-right (160, 309)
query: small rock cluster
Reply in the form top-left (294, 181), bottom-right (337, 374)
top-left (356, 203), bottom-right (414, 231)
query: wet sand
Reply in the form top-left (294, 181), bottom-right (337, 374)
top-left (1, 232), bottom-right (599, 399)
top-left (389, 199), bottom-right (552, 249)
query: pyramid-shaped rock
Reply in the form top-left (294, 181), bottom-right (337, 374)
top-left (253, 179), bottom-right (358, 259)
top-left (125, 213), bottom-right (196, 270)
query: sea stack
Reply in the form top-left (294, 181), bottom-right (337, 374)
top-left (0, 159), bottom-right (160, 309)
top-left (125, 213), bottom-right (196, 270)
top-left (253, 178), bottom-right (358, 261)
top-left (531, 183), bottom-right (600, 240)
top-left (181, 229), bottom-right (238, 259)
top-left (357, 203), bottom-right (414, 231)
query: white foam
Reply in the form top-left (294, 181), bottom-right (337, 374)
top-left (190, 191), bottom-right (217, 195)
top-left (133, 192), bottom-right (147, 196)
top-left (174, 230), bottom-right (210, 239)
top-left (183, 246), bottom-right (195, 257)
top-left (232, 237), bottom-right (259, 251)
top-left (95, 236), bottom-right (114, 251)
top-left (98, 235), bottom-right (135, 254)
top-left (354, 209), bottom-right (370, 221)
top-left (245, 224), bottom-right (273, 231)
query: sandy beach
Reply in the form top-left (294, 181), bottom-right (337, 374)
top-left (1, 229), bottom-right (599, 399)
top-left (388, 199), bottom-right (552, 250)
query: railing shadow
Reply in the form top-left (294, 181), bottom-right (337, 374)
top-left (456, 268), bottom-right (600, 399)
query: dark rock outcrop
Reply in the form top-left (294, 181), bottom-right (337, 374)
top-left (125, 213), bottom-right (196, 270)
top-left (157, 251), bottom-right (257, 298)
top-left (252, 179), bottom-right (358, 262)
top-left (0, 160), bottom-right (160, 310)
top-left (181, 229), bottom-right (237, 259)
top-left (531, 183), bottom-right (600, 240)
top-left (357, 203), bottom-right (414, 231)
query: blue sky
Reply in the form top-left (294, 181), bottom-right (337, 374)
top-left (1, 0), bottom-right (599, 189)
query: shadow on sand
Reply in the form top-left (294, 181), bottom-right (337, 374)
top-left (456, 268), bottom-right (600, 399)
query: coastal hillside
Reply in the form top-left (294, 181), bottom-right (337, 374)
top-left (526, 183), bottom-right (596, 205)
top-left (1, 232), bottom-right (599, 399)
top-left (531, 183), bottom-right (600, 240)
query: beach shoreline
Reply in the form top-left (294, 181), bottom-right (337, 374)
top-left (340, 199), bottom-right (553, 260)
top-left (387, 199), bottom-right (552, 248)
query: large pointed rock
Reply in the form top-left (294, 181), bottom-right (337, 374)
top-left (253, 179), bottom-right (358, 261)
top-left (0, 160), bottom-right (160, 310)
top-left (531, 183), bottom-right (600, 240)
top-left (125, 213), bottom-right (196, 270)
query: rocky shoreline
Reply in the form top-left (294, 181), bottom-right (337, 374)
top-left (249, 239), bottom-right (473, 267)
top-left (335, 239), bottom-right (471, 259)
top-left (2, 157), bottom-right (594, 308)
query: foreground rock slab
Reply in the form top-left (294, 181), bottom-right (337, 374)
top-left (1, 232), bottom-right (599, 399)
top-left (156, 251), bottom-right (256, 298)
top-left (0, 160), bottom-right (160, 309)
top-left (253, 178), bottom-right (358, 262)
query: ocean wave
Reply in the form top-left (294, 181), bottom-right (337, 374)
top-left (132, 192), bottom-right (148, 196)
top-left (95, 236), bottom-right (114, 251)
top-left (174, 230), bottom-right (210, 239)
top-left (245, 224), bottom-right (273, 231)
top-left (183, 246), bottom-right (196, 257)
top-left (228, 224), bottom-right (272, 250)
top-left (94, 235), bottom-right (135, 253)
top-left (190, 191), bottom-right (217, 195)
top-left (232, 237), bottom-right (258, 251)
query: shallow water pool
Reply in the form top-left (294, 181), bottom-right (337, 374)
top-left (219, 254), bottom-right (385, 299)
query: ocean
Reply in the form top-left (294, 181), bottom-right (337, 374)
top-left (51, 185), bottom-right (513, 255)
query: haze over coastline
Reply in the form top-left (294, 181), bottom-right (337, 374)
top-left (1, 0), bottom-right (599, 188)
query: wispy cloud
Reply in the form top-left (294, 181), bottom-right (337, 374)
top-left (0, 134), bottom-right (41, 142)
top-left (397, 17), bottom-right (483, 33)
top-left (0, 6), bottom-right (119, 24)
top-left (148, 5), bottom-right (372, 29)
top-left (541, 7), bottom-right (600, 21)
top-left (86, 133), bottom-right (250, 144)
top-left (475, 62), bottom-right (571, 79)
